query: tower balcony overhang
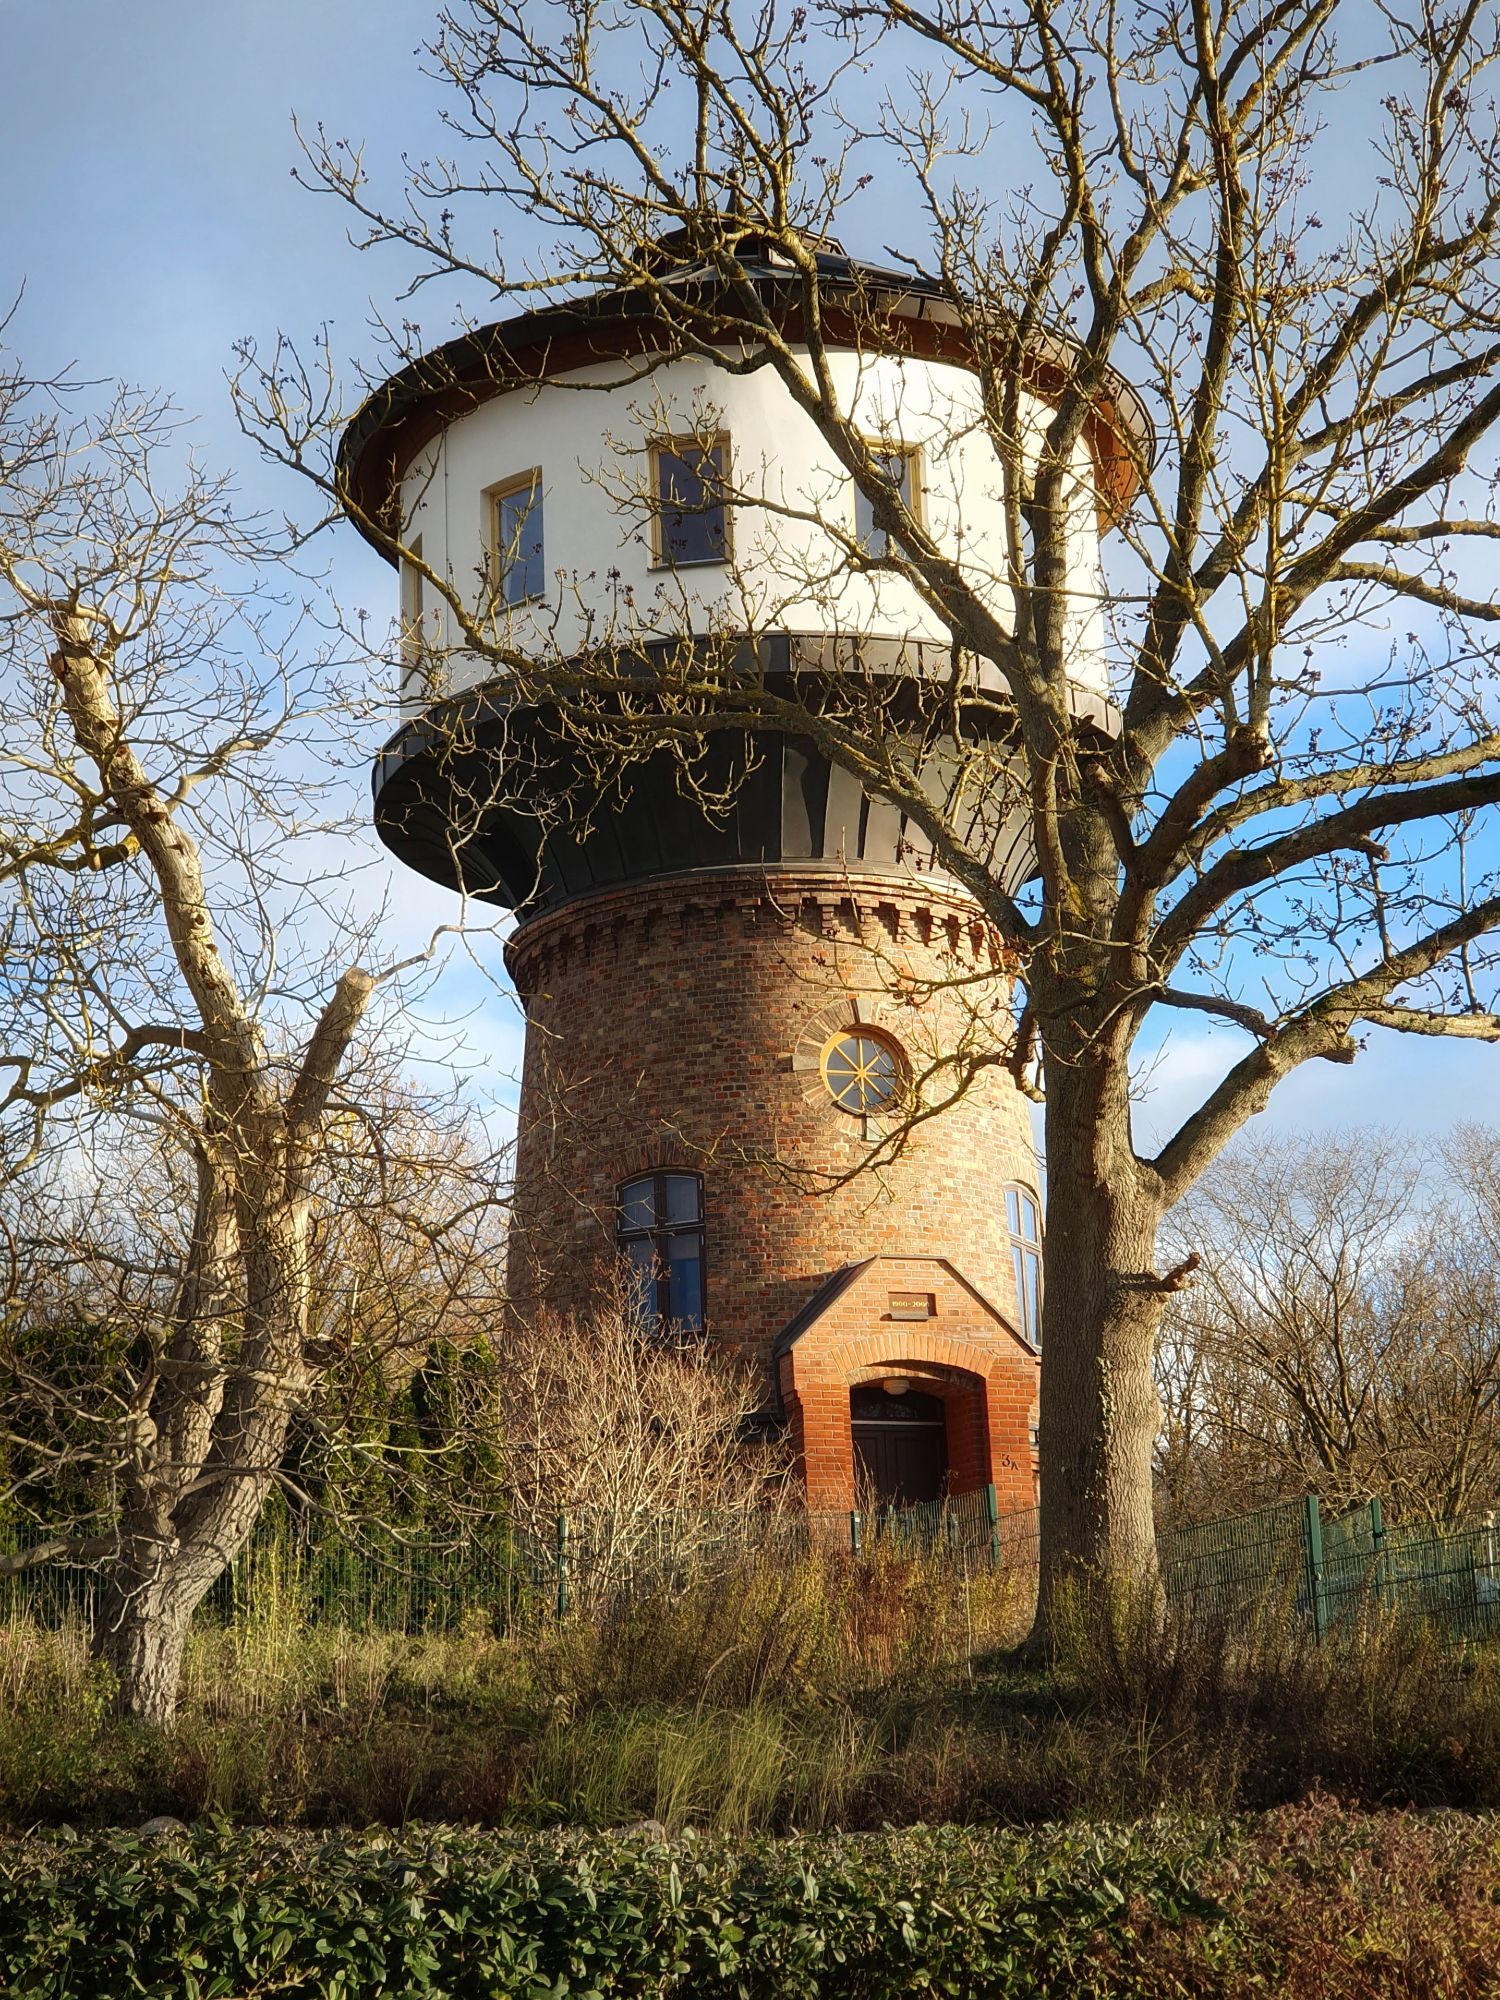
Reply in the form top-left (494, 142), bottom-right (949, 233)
top-left (370, 633), bottom-right (1115, 920)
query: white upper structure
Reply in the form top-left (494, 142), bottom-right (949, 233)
top-left (341, 233), bottom-right (1148, 910)
top-left (394, 353), bottom-right (1113, 712)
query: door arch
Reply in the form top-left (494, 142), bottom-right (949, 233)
top-left (849, 1383), bottom-right (948, 1504)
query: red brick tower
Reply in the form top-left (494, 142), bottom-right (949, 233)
top-left (338, 232), bottom-right (1147, 1510)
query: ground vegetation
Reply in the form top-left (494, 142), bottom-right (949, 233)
top-left (9, 1803), bottom-right (1500, 1999)
top-left (7, 1542), bottom-right (1500, 1831)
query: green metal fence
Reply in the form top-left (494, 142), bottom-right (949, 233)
top-left (1320, 1503), bottom-right (1500, 1643)
top-left (0, 1485), bottom-right (1030, 1637)
top-left (0, 1555), bottom-right (100, 1629)
top-left (8, 1490), bottom-right (1500, 1642)
top-left (1159, 1494), bottom-right (1500, 1643)
top-left (1158, 1497), bottom-right (1312, 1629)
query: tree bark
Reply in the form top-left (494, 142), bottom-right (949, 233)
top-left (88, 1188), bottom-right (316, 1723)
top-left (1033, 1055), bottom-right (1166, 1642)
top-left (94, 1574), bottom-right (197, 1729)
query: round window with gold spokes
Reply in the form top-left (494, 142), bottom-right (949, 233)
top-left (820, 1029), bottom-right (906, 1116)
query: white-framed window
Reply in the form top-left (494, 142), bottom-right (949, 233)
top-left (854, 442), bottom-right (921, 557)
top-left (1006, 1185), bottom-right (1042, 1347)
top-left (487, 470), bottom-right (546, 606)
top-left (650, 434), bottom-right (730, 567)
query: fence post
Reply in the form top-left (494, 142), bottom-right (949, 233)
top-left (849, 1510), bottom-right (863, 1558)
top-left (1303, 1494), bottom-right (1327, 1642)
top-left (984, 1484), bottom-right (1001, 1571)
top-left (555, 1512), bottom-right (569, 1624)
top-left (1368, 1495), bottom-right (1387, 1614)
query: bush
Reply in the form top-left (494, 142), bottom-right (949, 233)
top-left (3, 1807), bottom-right (1500, 1998)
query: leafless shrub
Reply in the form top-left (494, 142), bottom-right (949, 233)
top-left (495, 1278), bottom-right (790, 1591)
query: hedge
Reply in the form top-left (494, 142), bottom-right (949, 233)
top-left (0, 1809), bottom-right (1495, 1998)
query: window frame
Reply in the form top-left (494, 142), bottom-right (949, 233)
top-left (853, 439), bottom-right (924, 558)
top-left (399, 534), bottom-right (426, 691)
top-left (615, 1169), bottom-right (708, 1337)
top-left (1005, 1183), bottom-right (1043, 1348)
top-left (484, 468), bottom-right (547, 608)
top-left (819, 1026), bottom-right (909, 1117)
top-left (648, 432), bottom-right (733, 570)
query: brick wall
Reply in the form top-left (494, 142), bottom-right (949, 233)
top-left (776, 1257), bottom-right (1039, 1512)
top-left (505, 866), bottom-right (1042, 1419)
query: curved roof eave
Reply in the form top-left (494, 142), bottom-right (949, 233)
top-left (336, 244), bottom-right (1157, 562)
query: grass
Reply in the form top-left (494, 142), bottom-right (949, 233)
top-left (9, 1544), bottom-right (1500, 1830)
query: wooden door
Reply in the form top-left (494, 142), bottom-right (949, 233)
top-left (850, 1386), bottom-right (948, 1505)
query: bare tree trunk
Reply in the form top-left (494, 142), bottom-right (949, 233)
top-left (38, 614), bottom-right (378, 1724)
top-left (94, 1574), bottom-right (196, 1729)
top-left (92, 1196), bottom-right (313, 1723)
top-left (1034, 1058), bottom-right (1165, 1643)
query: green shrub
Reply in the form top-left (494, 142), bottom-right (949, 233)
top-left (0, 1817), bottom-right (1239, 1999)
top-left (5, 1807), bottom-right (1500, 1998)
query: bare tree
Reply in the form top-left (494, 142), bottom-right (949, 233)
top-left (1158, 1127), bottom-right (1500, 1527)
top-left (248, 0), bottom-right (1500, 1629)
top-left (0, 1088), bottom-right (511, 1565)
top-left (0, 357), bottom-right (505, 1721)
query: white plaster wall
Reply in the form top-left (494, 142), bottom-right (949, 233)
top-left (397, 348), bottom-right (1106, 710)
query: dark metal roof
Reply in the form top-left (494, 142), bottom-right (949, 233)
top-left (772, 1261), bottom-right (873, 1362)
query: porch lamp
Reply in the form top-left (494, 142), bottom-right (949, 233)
top-left (882, 1376), bottom-right (911, 1397)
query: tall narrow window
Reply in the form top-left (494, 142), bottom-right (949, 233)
top-left (651, 436), bottom-right (729, 566)
top-left (399, 535), bottom-right (425, 685)
top-left (489, 471), bottom-right (545, 605)
top-left (1006, 1185), bottom-right (1042, 1347)
top-left (854, 443), bottom-right (920, 558)
top-left (617, 1172), bottom-right (706, 1335)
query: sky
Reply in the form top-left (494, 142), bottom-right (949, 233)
top-left (1, 0), bottom-right (530, 1112)
top-left (2, 0), bottom-right (1495, 1158)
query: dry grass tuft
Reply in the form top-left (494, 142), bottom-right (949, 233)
top-left (5, 1549), bottom-right (1500, 1831)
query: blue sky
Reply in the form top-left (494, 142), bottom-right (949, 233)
top-left (3, 1), bottom-right (1495, 1154)
top-left (1, 1), bottom-right (530, 1113)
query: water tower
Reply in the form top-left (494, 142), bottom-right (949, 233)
top-left (337, 231), bottom-right (1145, 1512)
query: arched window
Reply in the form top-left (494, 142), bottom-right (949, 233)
top-left (616, 1172), bottom-right (706, 1335)
top-left (1006, 1185), bottom-right (1042, 1347)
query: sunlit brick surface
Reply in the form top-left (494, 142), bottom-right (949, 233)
top-left (505, 866), bottom-right (1041, 1500)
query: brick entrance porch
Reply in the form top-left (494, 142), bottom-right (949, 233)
top-left (774, 1255), bottom-right (1039, 1513)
